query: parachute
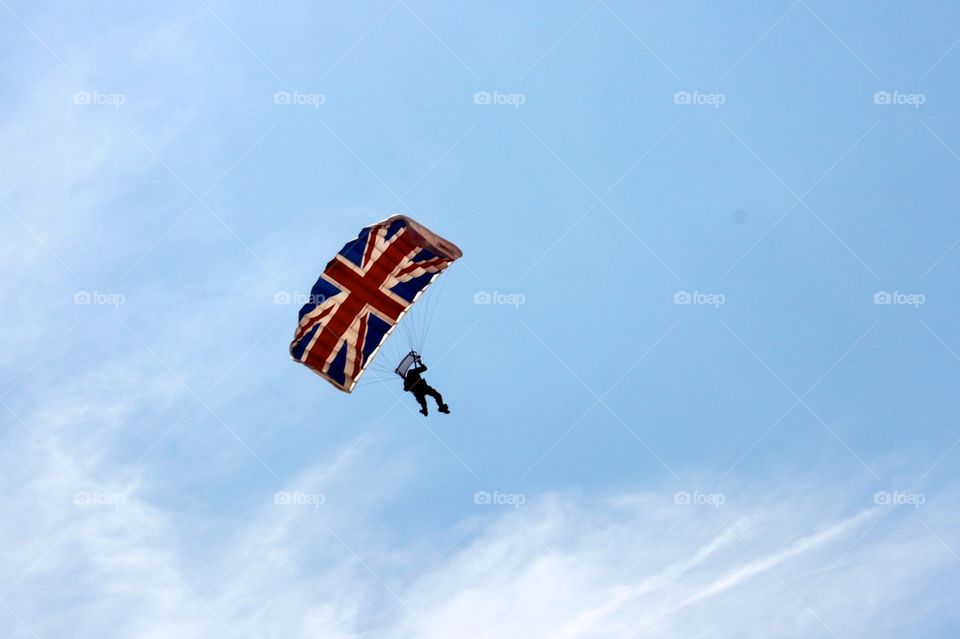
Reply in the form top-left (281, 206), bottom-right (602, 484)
top-left (289, 215), bottom-right (462, 392)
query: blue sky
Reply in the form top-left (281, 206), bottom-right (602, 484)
top-left (2, 1), bottom-right (960, 637)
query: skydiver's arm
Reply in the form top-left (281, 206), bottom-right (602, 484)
top-left (413, 364), bottom-right (428, 374)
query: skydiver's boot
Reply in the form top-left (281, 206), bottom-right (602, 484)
top-left (419, 408), bottom-right (428, 416)
top-left (438, 404), bottom-right (450, 414)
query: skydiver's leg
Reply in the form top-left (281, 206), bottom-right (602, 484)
top-left (414, 393), bottom-right (428, 415)
top-left (424, 385), bottom-right (449, 413)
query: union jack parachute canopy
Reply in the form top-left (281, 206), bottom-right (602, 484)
top-left (289, 215), bottom-right (462, 392)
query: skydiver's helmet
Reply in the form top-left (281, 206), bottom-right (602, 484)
top-left (395, 351), bottom-right (420, 378)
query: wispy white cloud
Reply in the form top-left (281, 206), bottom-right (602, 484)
top-left (382, 488), bottom-right (957, 639)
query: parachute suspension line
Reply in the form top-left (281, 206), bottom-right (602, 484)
top-left (389, 331), bottom-right (409, 375)
top-left (419, 268), bottom-right (449, 355)
top-left (368, 364), bottom-right (393, 376)
top-left (363, 369), bottom-right (385, 381)
top-left (359, 363), bottom-right (396, 378)
top-left (419, 274), bottom-right (441, 349)
top-left (370, 357), bottom-right (393, 370)
top-left (404, 289), bottom-right (422, 350)
top-left (401, 309), bottom-right (417, 353)
top-left (356, 376), bottom-right (397, 388)
top-left (416, 276), bottom-right (435, 351)
top-left (398, 312), bottom-right (411, 349)
top-left (369, 343), bottom-right (401, 374)
top-left (382, 340), bottom-right (400, 374)
top-left (362, 268), bottom-right (453, 382)
top-left (410, 293), bottom-right (427, 353)
top-left (360, 369), bottom-right (395, 379)
top-left (410, 274), bottom-right (436, 354)
top-left (409, 289), bottom-right (428, 353)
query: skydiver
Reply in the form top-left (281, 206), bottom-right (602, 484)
top-left (403, 356), bottom-right (449, 416)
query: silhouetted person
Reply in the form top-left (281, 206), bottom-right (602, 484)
top-left (403, 359), bottom-right (449, 416)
